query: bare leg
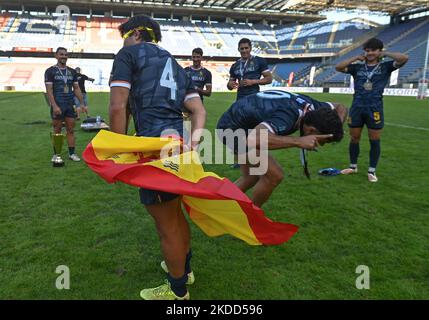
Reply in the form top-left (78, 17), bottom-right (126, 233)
top-left (368, 128), bottom-right (382, 140)
top-left (52, 119), bottom-right (62, 134)
top-left (251, 155), bottom-right (284, 208)
top-left (176, 200), bottom-right (191, 254)
top-left (349, 127), bottom-right (363, 144)
top-left (64, 117), bottom-right (75, 148)
top-left (235, 163), bottom-right (260, 193)
top-left (145, 197), bottom-right (189, 278)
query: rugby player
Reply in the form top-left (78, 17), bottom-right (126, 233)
top-left (74, 67), bottom-right (94, 120)
top-left (217, 90), bottom-right (347, 208)
top-left (335, 38), bottom-right (408, 182)
top-left (227, 38), bottom-right (272, 101)
top-left (184, 48), bottom-right (212, 101)
top-left (109, 15), bottom-right (206, 300)
top-left (44, 47), bottom-right (87, 162)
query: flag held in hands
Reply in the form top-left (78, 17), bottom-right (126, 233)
top-left (83, 130), bottom-right (298, 246)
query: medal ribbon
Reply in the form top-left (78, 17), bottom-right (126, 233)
top-left (364, 62), bottom-right (380, 82)
top-left (56, 66), bottom-right (69, 86)
top-left (239, 56), bottom-right (251, 79)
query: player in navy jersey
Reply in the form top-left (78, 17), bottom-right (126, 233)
top-left (227, 38), bottom-right (272, 101)
top-left (74, 67), bottom-right (94, 120)
top-left (184, 48), bottom-right (212, 101)
top-left (109, 15), bottom-right (206, 300)
top-left (44, 47), bottom-right (87, 162)
top-left (228, 38), bottom-right (273, 169)
top-left (336, 38), bottom-right (408, 182)
top-left (217, 90), bottom-right (347, 208)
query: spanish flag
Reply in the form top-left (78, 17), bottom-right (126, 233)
top-left (83, 130), bottom-right (298, 246)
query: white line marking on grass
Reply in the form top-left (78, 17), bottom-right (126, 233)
top-left (385, 123), bottom-right (429, 131)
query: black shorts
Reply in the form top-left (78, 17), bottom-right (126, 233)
top-left (51, 104), bottom-right (76, 120)
top-left (348, 106), bottom-right (384, 130)
top-left (139, 188), bottom-right (180, 206)
top-left (138, 124), bottom-right (183, 206)
top-left (216, 115), bottom-right (248, 155)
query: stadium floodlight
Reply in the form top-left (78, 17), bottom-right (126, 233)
top-left (281, 0), bottom-right (306, 11)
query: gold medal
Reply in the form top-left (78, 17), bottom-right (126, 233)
top-left (57, 66), bottom-right (69, 94)
top-left (363, 81), bottom-right (373, 91)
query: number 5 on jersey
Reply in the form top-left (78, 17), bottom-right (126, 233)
top-left (160, 58), bottom-right (177, 101)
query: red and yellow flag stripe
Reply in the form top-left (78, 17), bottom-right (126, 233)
top-left (83, 130), bottom-right (298, 246)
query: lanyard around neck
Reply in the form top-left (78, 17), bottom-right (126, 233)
top-left (56, 66), bottom-right (68, 84)
top-left (239, 56), bottom-right (251, 78)
top-left (364, 63), bottom-right (380, 81)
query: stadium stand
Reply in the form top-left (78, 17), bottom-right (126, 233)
top-left (0, 11), bottom-right (427, 87)
top-left (275, 20), bottom-right (372, 55)
top-left (270, 62), bottom-right (313, 84)
top-left (0, 56), bottom-right (233, 92)
top-left (312, 17), bottom-right (429, 85)
top-left (1, 13), bottom-right (375, 56)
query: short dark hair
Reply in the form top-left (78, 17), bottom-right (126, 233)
top-left (118, 15), bottom-right (162, 43)
top-left (192, 47), bottom-right (203, 56)
top-left (363, 38), bottom-right (383, 50)
top-left (55, 47), bottom-right (67, 54)
top-left (238, 38), bottom-right (252, 48)
top-left (302, 108), bottom-right (344, 142)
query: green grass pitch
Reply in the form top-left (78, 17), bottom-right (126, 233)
top-left (0, 91), bottom-right (428, 299)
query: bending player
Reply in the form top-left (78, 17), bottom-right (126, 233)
top-left (217, 90), bottom-right (347, 208)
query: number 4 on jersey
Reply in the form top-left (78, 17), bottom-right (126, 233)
top-left (160, 58), bottom-right (177, 101)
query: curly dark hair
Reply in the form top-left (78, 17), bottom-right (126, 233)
top-left (118, 15), bottom-right (162, 43)
top-left (302, 108), bottom-right (344, 142)
top-left (363, 38), bottom-right (384, 50)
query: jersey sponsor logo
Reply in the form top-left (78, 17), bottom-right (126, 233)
top-left (191, 75), bottom-right (205, 82)
top-left (356, 69), bottom-right (383, 77)
top-left (234, 64), bottom-right (256, 75)
top-left (54, 75), bottom-right (73, 81)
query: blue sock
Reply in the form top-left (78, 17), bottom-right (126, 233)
top-left (167, 272), bottom-right (188, 297)
top-left (369, 139), bottom-right (380, 170)
top-left (349, 142), bottom-right (360, 165)
top-left (185, 250), bottom-right (192, 274)
top-left (68, 147), bottom-right (75, 156)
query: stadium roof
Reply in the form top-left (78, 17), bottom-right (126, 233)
top-left (139, 0), bottom-right (429, 15)
top-left (0, 0), bottom-right (323, 24)
top-left (2, 0), bottom-right (428, 21)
